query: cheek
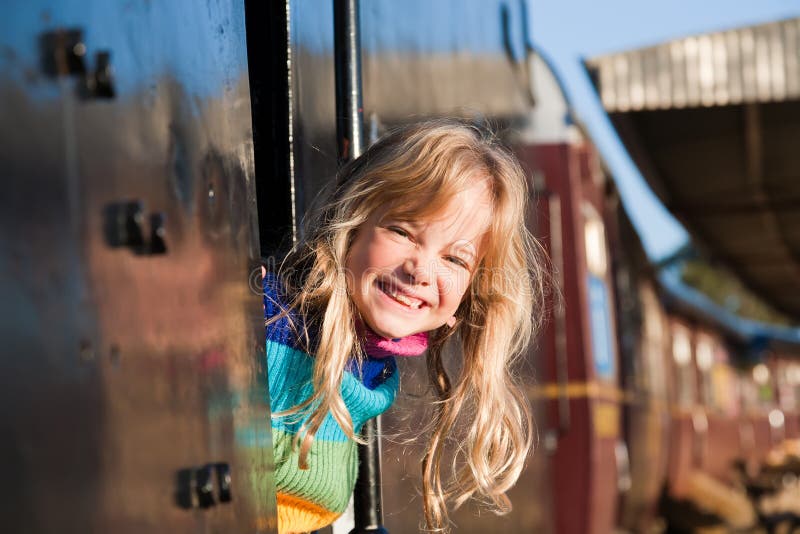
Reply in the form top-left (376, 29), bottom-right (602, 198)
top-left (347, 233), bottom-right (378, 275)
top-left (346, 237), bottom-right (396, 292)
top-left (440, 269), bottom-right (472, 307)
top-left (344, 241), bottom-right (371, 297)
top-left (364, 237), bottom-right (405, 271)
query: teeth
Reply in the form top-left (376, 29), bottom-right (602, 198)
top-left (380, 282), bottom-right (423, 309)
top-left (392, 292), bottom-right (422, 309)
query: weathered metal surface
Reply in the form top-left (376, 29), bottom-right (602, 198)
top-left (587, 17), bottom-right (800, 112)
top-left (0, 1), bottom-right (276, 532)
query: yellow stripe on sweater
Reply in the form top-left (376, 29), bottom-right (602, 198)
top-left (277, 492), bottom-right (342, 534)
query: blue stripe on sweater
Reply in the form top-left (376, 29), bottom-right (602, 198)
top-left (264, 271), bottom-right (396, 391)
top-left (264, 273), bottom-right (304, 350)
top-left (266, 339), bottom-right (398, 442)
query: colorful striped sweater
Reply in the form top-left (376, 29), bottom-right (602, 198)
top-left (264, 274), bottom-right (427, 533)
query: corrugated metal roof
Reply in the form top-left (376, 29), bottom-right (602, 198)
top-left (585, 17), bottom-right (800, 321)
top-left (587, 17), bottom-right (800, 111)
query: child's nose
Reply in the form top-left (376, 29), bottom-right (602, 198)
top-left (402, 256), bottom-right (432, 286)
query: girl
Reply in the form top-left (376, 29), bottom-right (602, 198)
top-left (264, 119), bottom-right (548, 533)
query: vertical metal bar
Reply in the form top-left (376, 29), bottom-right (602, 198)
top-left (549, 195), bottom-right (571, 435)
top-left (351, 418), bottom-right (387, 533)
top-left (334, 0), bottom-right (364, 164)
top-left (333, 1), bottom-right (387, 533)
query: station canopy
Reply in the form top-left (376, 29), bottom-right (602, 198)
top-left (586, 18), bottom-right (800, 321)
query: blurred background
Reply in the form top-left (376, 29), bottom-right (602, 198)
top-left (2, 1), bottom-right (800, 533)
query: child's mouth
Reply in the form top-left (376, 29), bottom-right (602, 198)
top-left (376, 280), bottom-right (425, 310)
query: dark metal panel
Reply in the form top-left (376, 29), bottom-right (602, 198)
top-left (245, 0), bottom-right (296, 256)
top-left (0, 1), bottom-right (276, 532)
top-left (359, 0), bottom-right (533, 122)
top-left (287, 0), bottom-right (533, 221)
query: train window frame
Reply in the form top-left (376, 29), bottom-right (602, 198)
top-left (582, 203), bottom-right (608, 278)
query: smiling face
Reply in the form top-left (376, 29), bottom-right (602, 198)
top-left (345, 179), bottom-right (493, 339)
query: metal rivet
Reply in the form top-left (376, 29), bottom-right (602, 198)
top-left (109, 344), bottom-right (121, 368)
top-left (79, 339), bottom-right (94, 362)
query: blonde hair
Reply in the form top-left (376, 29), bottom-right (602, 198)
top-left (274, 118), bottom-right (548, 531)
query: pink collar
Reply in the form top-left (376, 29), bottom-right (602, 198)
top-left (361, 328), bottom-right (428, 359)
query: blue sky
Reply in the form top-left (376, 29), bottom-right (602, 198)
top-left (528, 0), bottom-right (800, 261)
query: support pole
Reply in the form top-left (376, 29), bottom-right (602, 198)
top-left (334, 0), bottom-right (364, 164)
top-left (351, 418), bottom-right (387, 533)
top-left (333, 1), bottom-right (388, 533)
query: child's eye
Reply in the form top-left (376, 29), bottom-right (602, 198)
top-left (387, 226), bottom-right (410, 238)
top-left (445, 256), bottom-right (469, 269)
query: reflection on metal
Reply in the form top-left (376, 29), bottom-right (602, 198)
top-left (334, 0), bottom-right (365, 165)
top-left (84, 50), bottom-right (115, 99)
top-left (40, 28), bottom-right (87, 77)
top-left (175, 462), bottom-right (234, 510)
top-left (103, 201), bottom-right (168, 255)
top-left (587, 18), bottom-right (800, 111)
top-left (0, 1), bottom-right (276, 532)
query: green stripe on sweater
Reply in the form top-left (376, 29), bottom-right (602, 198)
top-left (272, 428), bottom-right (358, 513)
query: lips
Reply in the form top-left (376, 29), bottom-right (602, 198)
top-left (376, 279), bottom-right (427, 310)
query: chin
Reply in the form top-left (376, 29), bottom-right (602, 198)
top-left (372, 326), bottom-right (411, 340)
top-left (367, 320), bottom-right (417, 340)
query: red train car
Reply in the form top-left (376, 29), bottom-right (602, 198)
top-left (513, 52), bottom-right (623, 534)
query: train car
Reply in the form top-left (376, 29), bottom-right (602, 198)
top-left (586, 18), bottom-right (800, 534)
top-left (606, 191), bottom-right (672, 533)
top-left (516, 81), bottom-right (623, 534)
top-left (607, 217), bottom-right (800, 533)
top-left (610, 249), bottom-right (800, 533)
top-left (1, 1), bottom-right (277, 532)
